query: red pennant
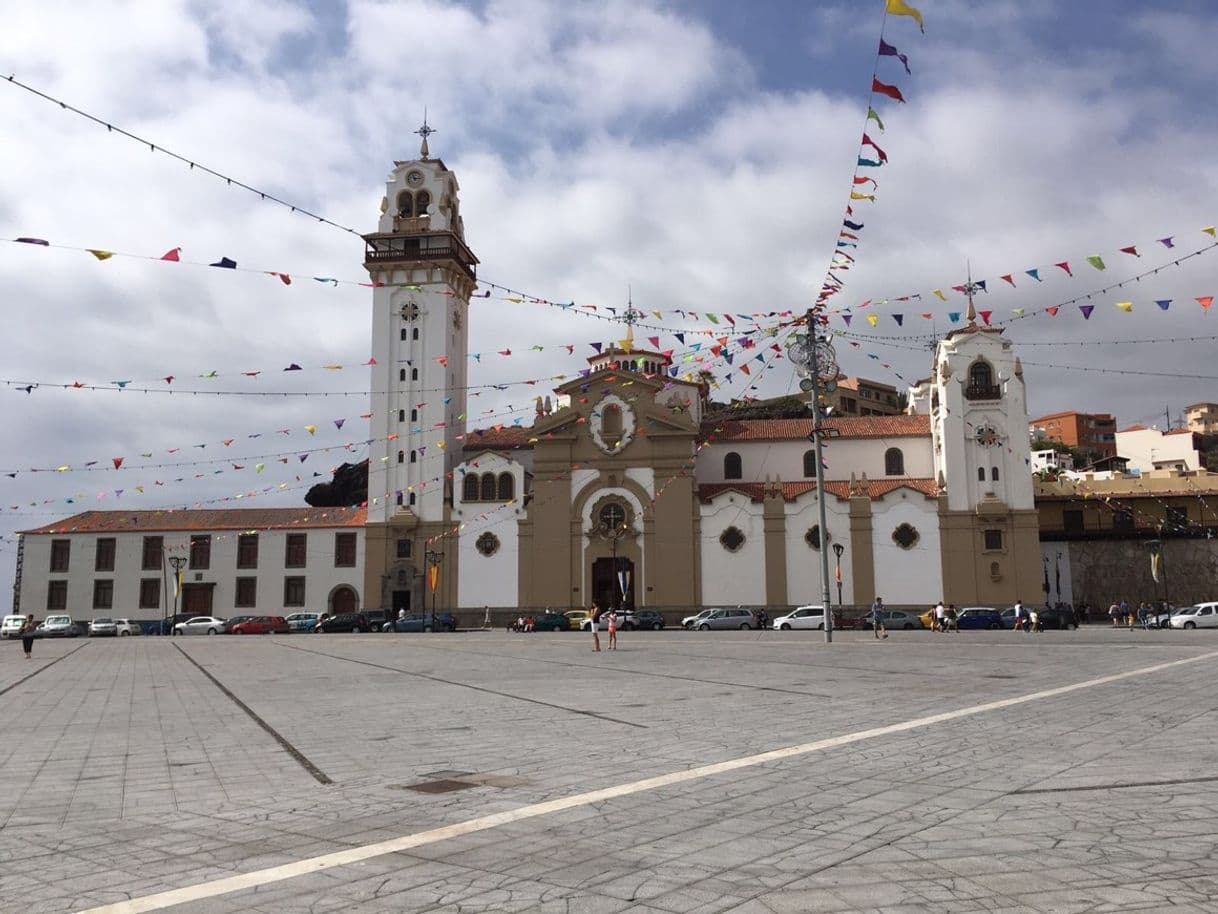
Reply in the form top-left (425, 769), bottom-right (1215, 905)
top-left (1120, 245), bottom-right (1140, 257)
top-left (1000, 274), bottom-right (1015, 287)
top-left (1045, 306), bottom-right (1060, 316)
top-left (160, 248), bottom-right (181, 261)
top-left (740, 364), bottom-right (751, 375)
top-left (978, 310), bottom-right (993, 325)
top-left (1055, 261), bottom-right (1072, 276)
top-left (112, 457), bottom-right (123, 469)
top-left (1199, 296), bottom-right (1214, 310)
top-left (871, 77), bottom-right (906, 103)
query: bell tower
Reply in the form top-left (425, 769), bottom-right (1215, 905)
top-left (363, 120), bottom-right (478, 613)
top-left (931, 281), bottom-right (1039, 605)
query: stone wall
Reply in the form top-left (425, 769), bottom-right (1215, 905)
top-left (1056, 538), bottom-right (1218, 608)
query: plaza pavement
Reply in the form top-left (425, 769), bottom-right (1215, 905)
top-left (1, 626), bottom-right (1216, 914)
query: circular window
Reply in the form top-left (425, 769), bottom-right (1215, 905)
top-left (720, 526), bottom-right (745, 552)
top-left (892, 523), bottom-right (919, 550)
top-left (475, 532), bottom-right (500, 557)
top-left (804, 525), bottom-right (829, 550)
top-left (598, 502), bottom-right (627, 530)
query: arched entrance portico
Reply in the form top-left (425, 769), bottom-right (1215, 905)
top-left (591, 557), bottom-right (635, 611)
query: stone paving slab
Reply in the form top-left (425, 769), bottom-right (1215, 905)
top-left (1, 628), bottom-right (1216, 913)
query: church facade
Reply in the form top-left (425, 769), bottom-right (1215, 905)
top-left (14, 147), bottom-right (1041, 620)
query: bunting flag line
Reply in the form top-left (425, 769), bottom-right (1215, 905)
top-left (885, 0), bottom-right (925, 32)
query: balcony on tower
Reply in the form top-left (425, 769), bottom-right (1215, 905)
top-left (364, 231), bottom-right (478, 280)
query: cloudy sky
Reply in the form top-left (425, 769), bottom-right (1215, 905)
top-left (2, 0), bottom-right (1216, 587)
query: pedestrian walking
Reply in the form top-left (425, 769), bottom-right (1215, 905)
top-left (933, 601), bottom-right (946, 633)
top-left (870, 597), bottom-right (887, 639)
top-left (1108, 602), bottom-right (1120, 627)
top-left (1013, 599), bottom-right (1026, 633)
top-left (606, 609), bottom-right (618, 650)
top-left (1028, 606), bottom-right (1040, 633)
top-left (590, 603), bottom-right (602, 652)
top-left (20, 614), bottom-right (36, 659)
top-left (946, 604), bottom-right (958, 632)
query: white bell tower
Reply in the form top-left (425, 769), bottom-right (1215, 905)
top-left (363, 120), bottom-right (477, 613)
top-left (930, 281), bottom-right (1040, 605)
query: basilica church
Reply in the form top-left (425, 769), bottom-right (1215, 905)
top-left (361, 143), bottom-right (1041, 615)
top-left (17, 143), bottom-right (1041, 620)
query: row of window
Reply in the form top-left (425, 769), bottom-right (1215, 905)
top-left (44, 576), bottom-right (312, 611)
top-left (722, 448), bottom-right (907, 481)
top-left (462, 472), bottom-right (515, 502)
top-left (48, 532), bottom-right (358, 573)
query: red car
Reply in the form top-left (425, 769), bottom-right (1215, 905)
top-left (228, 615), bottom-right (290, 635)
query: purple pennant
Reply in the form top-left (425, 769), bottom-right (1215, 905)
top-left (975, 280), bottom-right (987, 292)
top-left (334, 418), bottom-right (345, 429)
top-left (842, 314), bottom-right (853, 326)
top-left (893, 314), bottom-right (904, 326)
top-left (1079, 304), bottom-right (1095, 320)
top-left (878, 38), bottom-right (911, 75)
top-left (1159, 237), bottom-right (1175, 248)
top-left (590, 342), bottom-right (603, 353)
top-left (1156, 300), bottom-right (1172, 310)
top-left (15, 237), bottom-right (49, 246)
top-left (723, 352), bottom-right (734, 365)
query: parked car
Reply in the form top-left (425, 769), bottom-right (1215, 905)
top-left (38, 615), bottom-right (80, 637)
top-left (113, 619), bottom-right (140, 636)
top-left (955, 608), bottom-right (1004, 630)
top-left (285, 612), bottom-right (321, 632)
top-left (228, 615), bottom-right (290, 635)
top-left (564, 610), bottom-right (591, 630)
top-left (773, 606), bottom-right (826, 631)
top-left (1036, 606), bottom-right (1079, 630)
top-left (88, 618), bottom-right (118, 637)
top-left (173, 616), bottom-right (226, 636)
top-left (863, 609), bottom-right (923, 631)
top-left (1, 614), bottom-right (27, 638)
top-left (682, 609), bottom-right (715, 629)
top-left (383, 612), bottom-right (457, 633)
top-left (634, 609), bottom-right (666, 630)
top-left (1169, 603), bottom-right (1218, 629)
top-left (316, 612), bottom-right (371, 633)
top-left (693, 608), bottom-right (756, 630)
top-left (221, 615), bottom-right (256, 634)
top-left (533, 611), bottom-right (571, 632)
top-left (363, 609), bottom-right (392, 632)
top-left (582, 610), bottom-right (635, 631)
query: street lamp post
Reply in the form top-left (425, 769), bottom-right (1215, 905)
top-left (831, 542), bottom-right (845, 609)
top-left (167, 554), bottom-right (186, 635)
top-left (424, 550), bottom-right (444, 631)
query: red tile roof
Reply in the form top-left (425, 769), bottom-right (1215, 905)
top-left (463, 426), bottom-right (535, 450)
top-left (698, 478), bottom-right (939, 503)
top-left (705, 414), bottom-right (929, 441)
top-left (21, 506), bottom-right (366, 535)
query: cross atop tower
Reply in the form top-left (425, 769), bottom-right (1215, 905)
top-left (962, 261), bottom-right (981, 326)
top-left (621, 286), bottom-right (644, 348)
top-left (415, 110), bottom-right (436, 160)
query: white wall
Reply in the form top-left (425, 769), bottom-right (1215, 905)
top-left (1117, 428), bottom-right (1201, 472)
top-left (783, 493), bottom-right (853, 607)
top-left (18, 527), bottom-right (364, 620)
top-left (870, 494), bottom-right (942, 607)
top-left (453, 451), bottom-right (526, 608)
top-left (698, 494), bottom-right (766, 605)
top-left (696, 438), bottom-right (933, 486)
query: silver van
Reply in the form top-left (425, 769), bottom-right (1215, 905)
top-left (693, 608), bottom-right (756, 630)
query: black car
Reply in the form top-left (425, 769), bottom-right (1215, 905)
top-left (316, 612), bottom-right (371, 633)
top-left (384, 612), bottom-right (457, 633)
top-left (1035, 606), bottom-right (1078, 630)
top-left (634, 610), bottom-right (665, 630)
top-left (532, 612), bottom-right (571, 632)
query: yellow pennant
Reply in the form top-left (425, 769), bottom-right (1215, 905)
top-left (87, 249), bottom-right (114, 260)
top-left (1115, 301), bottom-right (1133, 312)
top-left (885, 0), bottom-right (924, 32)
top-left (866, 314), bottom-right (879, 327)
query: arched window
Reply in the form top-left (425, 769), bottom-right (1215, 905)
top-left (966, 360), bottom-right (1000, 400)
top-left (408, 492), bottom-right (416, 506)
top-left (991, 466), bottom-right (1000, 481)
top-left (397, 450), bottom-right (404, 464)
top-left (398, 409), bottom-right (405, 422)
top-left (498, 472), bottom-right (515, 501)
top-left (884, 447), bottom-right (905, 476)
top-left (480, 473), bottom-right (496, 501)
top-left (414, 191), bottom-right (430, 216)
top-left (601, 403), bottom-right (623, 448)
top-left (410, 450), bottom-right (417, 464)
top-left (410, 408), bottom-right (418, 422)
top-left (724, 452), bottom-right (743, 480)
top-left (977, 467), bottom-right (985, 481)
top-left (803, 449), bottom-right (817, 478)
top-left (396, 191), bottom-right (413, 217)
top-left (396, 492), bottom-right (403, 506)
top-left (462, 474), bottom-right (479, 502)
top-left (399, 369), bottom-right (406, 382)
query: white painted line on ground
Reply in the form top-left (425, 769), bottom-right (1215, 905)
top-left (77, 648), bottom-right (1218, 914)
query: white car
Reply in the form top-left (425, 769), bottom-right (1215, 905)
top-left (1168, 603), bottom-right (1218, 629)
top-left (172, 616), bottom-right (226, 636)
top-left (773, 606), bottom-right (826, 631)
top-left (113, 619), bottom-right (141, 636)
top-left (89, 618), bottom-right (118, 636)
top-left (682, 609), bottom-right (714, 629)
top-left (1, 615), bottom-right (25, 639)
top-left (38, 615), bottom-right (79, 637)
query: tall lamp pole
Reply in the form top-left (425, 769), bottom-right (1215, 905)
top-left (788, 311), bottom-right (839, 643)
top-left (424, 550), bottom-right (444, 631)
top-left (167, 555), bottom-right (186, 635)
top-left (832, 542), bottom-right (845, 609)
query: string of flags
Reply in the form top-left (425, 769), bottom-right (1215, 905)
top-left (815, 0), bottom-right (925, 310)
top-left (839, 225), bottom-right (1218, 315)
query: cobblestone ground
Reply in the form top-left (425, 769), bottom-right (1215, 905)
top-left (1, 627), bottom-right (1216, 913)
